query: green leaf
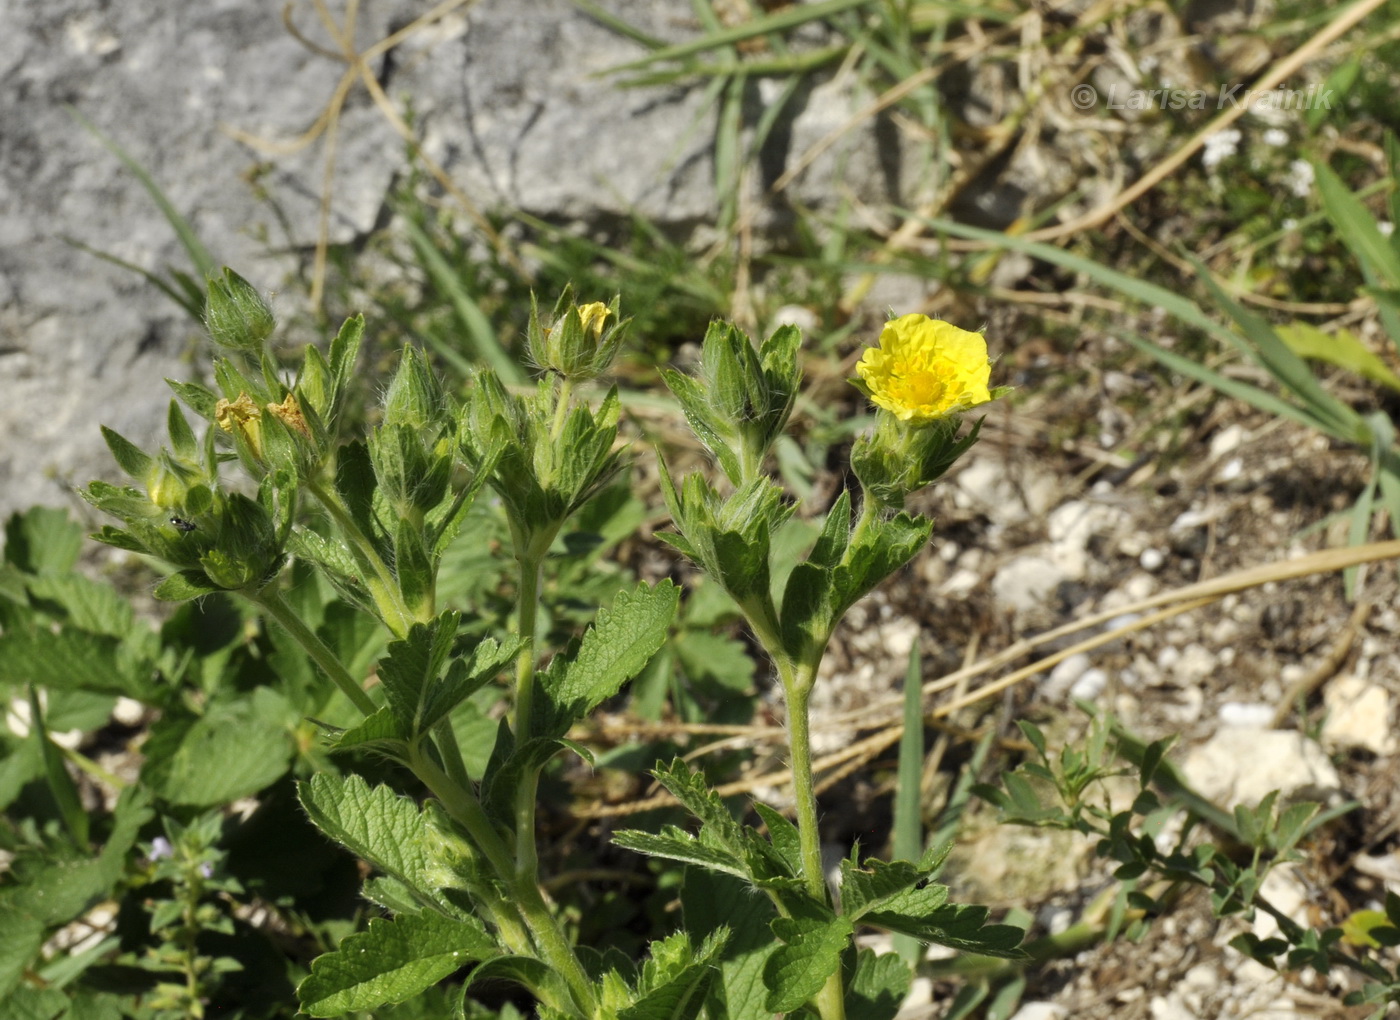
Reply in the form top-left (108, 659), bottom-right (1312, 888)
top-left (1, 786), bottom-right (152, 928)
top-left (298, 773), bottom-right (441, 900)
top-left (764, 914), bottom-right (853, 1013)
top-left (4, 508), bottom-right (83, 575)
top-left (0, 908), bottom-right (46, 999)
top-left (3, 984), bottom-right (69, 1020)
top-left (672, 631), bottom-right (755, 694)
top-left (29, 688), bottom-right (88, 847)
top-left (153, 569), bottom-right (223, 601)
top-left (1275, 321), bottom-right (1400, 393)
top-left (862, 889), bottom-right (1025, 957)
top-left (377, 611), bottom-right (459, 731)
top-left (297, 911), bottom-right (498, 1016)
top-left (0, 628), bottom-right (150, 699)
top-left (779, 561), bottom-right (833, 662)
top-left (611, 828), bottom-right (751, 881)
top-left (146, 688), bottom-right (297, 806)
top-left (467, 956), bottom-right (575, 1013)
top-left (838, 858), bottom-right (929, 921)
top-left (845, 948), bottom-right (912, 1020)
top-left (752, 803), bottom-right (802, 875)
top-left (100, 425), bottom-right (155, 481)
top-left (332, 706), bottom-right (412, 758)
top-left (681, 868), bottom-right (779, 1020)
top-left (619, 930), bottom-right (729, 1020)
top-left (536, 581), bottom-right (679, 735)
top-left (24, 573), bottom-right (134, 637)
top-left (418, 637), bottom-right (516, 735)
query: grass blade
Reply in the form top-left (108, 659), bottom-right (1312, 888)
top-left (67, 105), bottom-right (216, 279)
top-left (399, 214), bottom-right (521, 383)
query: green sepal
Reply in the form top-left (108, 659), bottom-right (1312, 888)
top-left (153, 569), bottom-right (222, 601)
top-left (167, 378), bottom-right (220, 421)
top-left (100, 426), bottom-right (154, 481)
top-left (166, 399), bottom-right (198, 460)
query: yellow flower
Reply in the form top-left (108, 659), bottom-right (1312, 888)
top-left (266, 392), bottom-right (311, 439)
top-left (856, 314), bottom-right (992, 423)
top-left (576, 302), bottom-right (611, 338)
top-left (214, 393), bottom-right (263, 458)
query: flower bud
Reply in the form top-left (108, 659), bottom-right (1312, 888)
top-left (205, 268), bottom-right (275, 352)
top-left (526, 290), bottom-right (625, 381)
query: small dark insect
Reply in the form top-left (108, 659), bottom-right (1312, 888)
top-left (169, 516), bottom-right (197, 534)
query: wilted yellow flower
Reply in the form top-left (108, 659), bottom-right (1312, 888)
top-left (266, 392), bottom-right (311, 438)
top-left (577, 302), bottom-right (611, 338)
top-left (856, 314), bottom-right (992, 423)
top-left (215, 392), bottom-right (263, 458)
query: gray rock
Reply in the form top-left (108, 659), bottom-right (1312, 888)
top-left (1, 0), bottom-right (903, 522)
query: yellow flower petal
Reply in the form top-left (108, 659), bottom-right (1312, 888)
top-left (856, 314), bottom-right (992, 423)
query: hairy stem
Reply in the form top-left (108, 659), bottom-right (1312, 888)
top-left (251, 588), bottom-right (378, 716)
top-left (512, 550), bottom-right (546, 883)
top-left (782, 662), bottom-right (848, 1020)
top-left (306, 479), bottom-right (417, 637)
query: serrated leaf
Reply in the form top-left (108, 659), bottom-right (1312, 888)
top-left (649, 761), bottom-right (746, 857)
top-left (299, 772), bottom-right (439, 896)
top-left (838, 858), bottom-right (927, 921)
top-left (147, 688), bottom-right (296, 806)
top-left (752, 803), bottom-right (802, 874)
top-left (332, 706), bottom-right (411, 758)
top-left (2, 786), bottom-right (152, 929)
top-left (682, 868), bottom-right (779, 1020)
top-left (467, 956), bottom-right (575, 1014)
top-left (536, 581), bottom-right (678, 736)
top-left (4, 507), bottom-right (83, 575)
top-left (377, 611), bottom-right (459, 731)
top-left (862, 888), bottom-right (1025, 957)
top-left (764, 915), bottom-right (853, 1013)
top-left (619, 929), bottom-right (729, 1020)
top-left (0, 628), bottom-right (150, 699)
top-left (779, 561), bottom-right (833, 662)
top-left (418, 637), bottom-right (516, 734)
top-left (24, 573), bottom-right (134, 637)
top-left (611, 829), bottom-right (751, 880)
top-left (672, 630), bottom-right (755, 694)
top-left (298, 911), bottom-right (498, 1016)
top-left (845, 948), bottom-right (912, 1020)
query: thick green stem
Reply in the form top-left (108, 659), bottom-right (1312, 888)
top-left (413, 752), bottom-right (593, 1014)
top-left (782, 662), bottom-right (848, 1020)
top-left (251, 589), bottom-right (378, 716)
top-left (306, 479), bottom-right (416, 637)
top-left (781, 669), bottom-right (827, 903)
top-left (512, 551), bottom-right (546, 884)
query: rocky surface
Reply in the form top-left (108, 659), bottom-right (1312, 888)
top-left (2, 0), bottom-right (898, 519)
